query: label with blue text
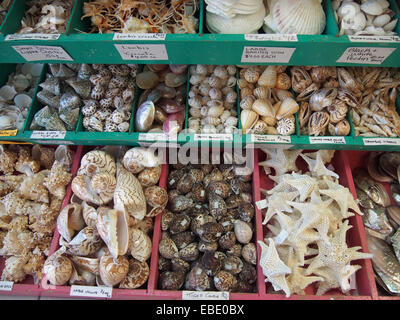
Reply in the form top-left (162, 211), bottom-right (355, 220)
top-left (70, 285), bottom-right (112, 298)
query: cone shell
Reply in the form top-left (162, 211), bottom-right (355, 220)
top-left (258, 66), bottom-right (277, 88)
top-left (252, 99), bottom-right (275, 117)
top-left (276, 98), bottom-right (299, 120)
top-left (241, 110), bottom-right (259, 134)
top-left (129, 228), bottom-right (152, 262)
top-left (119, 259), bottom-right (149, 289)
top-left (99, 253), bottom-right (129, 287)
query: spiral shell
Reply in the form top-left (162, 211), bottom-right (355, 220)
top-left (119, 259), bottom-right (149, 289)
top-left (129, 228), bottom-right (152, 262)
top-left (65, 227), bottom-right (103, 256)
top-left (99, 253), bottom-right (129, 287)
top-left (57, 203), bottom-right (84, 243)
top-left (43, 248), bottom-right (73, 286)
top-left (78, 150), bottom-right (116, 177)
top-left (123, 147), bottom-right (160, 174)
top-left (138, 165), bottom-right (162, 187)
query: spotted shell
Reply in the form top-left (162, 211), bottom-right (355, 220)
top-left (159, 271), bottom-right (185, 290)
top-left (277, 116), bottom-right (295, 135)
top-left (78, 150), bottom-right (116, 177)
top-left (119, 259), bottom-right (149, 289)
top-left (129, 228), bottom-right (152, 262)
top-left (159, 236), bottom-right (178, 259)
top-left (144, 185), bottom-right (168, 209)
top-left (214, 270), bottom-right (237, 292)
top-left (99, 253), bottom-right (129, 287)
top-left (138, 165), bottom-right (162, 187)
top-left (186, 265), bottom-right (209, 291)
top-left (241, 243), bottom-right (257, 265)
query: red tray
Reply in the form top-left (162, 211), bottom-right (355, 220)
top-left (345, 150), bottom-right (400, 300)
top-left (254, 149), bottom-right (375, 300)
top-left (0, 145), bottom-right (82, 297)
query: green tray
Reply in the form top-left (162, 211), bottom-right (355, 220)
top-left (0, 0), bottom-right (400, 67)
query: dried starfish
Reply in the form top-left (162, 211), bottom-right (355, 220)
top-left (259, 149), bottom-right (302, 177)
top-left (261, 191), bottom-right (299, 225)
top-left (300, 153), bottom-right (339, 179)
top-left (284, 174), bottom-right (318, 202)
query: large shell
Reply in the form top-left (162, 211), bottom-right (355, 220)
top-left (241, 109), bottom-right (259, 134)
top-left (129, 228), bottom-right (152, 262)
top-left (99, 253), bottom-right (129, 287)
top-left (91, 173), bottom-right (117, 204)
top-left (64, 227), bottom-right (102, 256)
top-left (71, 174), bottom-right (113, 206)
top-left (96, 207), bottom-right (129, 259)
top-left (114, 162), bottom-right (146, 220)
top-left (57, 203), bottom-right (85, 243)
top-left (123, 147), bottom-right (160, 174)
top-left (119, 259), bottom-right (150, 289)
top-left (78, 150), bottom-right (116, 177)
top-left (43, 248), bottom-right (73, 286)
top-left (138, 165), bottom-right (162, 187)
top-left (70, 256), bottom-right (99, 275)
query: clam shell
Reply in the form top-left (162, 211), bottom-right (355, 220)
top-left (119, 259), bottom-right (149, 289)
top-left (129, 228), bottom-right (152, 262)
top-left (99, 254), bottom-right (129, 287)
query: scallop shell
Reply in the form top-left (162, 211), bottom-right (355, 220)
top-left (114, 162), bottom-right (146, 220)
top-left (78, 150), bottom-right (116, 177)
top-left (129, 228), bottom-right (152, 262)
top-left (119, 259), bottom-right (149, 289)
top-left (99, 253), bottom-right (129, 287)
top-left (57, 203), bottom-right (84, 243)
top-left (43, 247), bottom-right (73, 286)
top-left (123, 147), bottom-right (160, 174)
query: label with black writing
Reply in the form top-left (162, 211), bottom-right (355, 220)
top-left (115, 44), bottom-right (168, 60)
top-left (12, 45), bottom-right (73, 61)
top-left (30, 131), bottom-right (66, 140)
top-left (245, 34), bottom-right (298, 42)
top-left (113, 33), bottom-right (166, 41)
top-left (6, 34), bottom-right (60, 41)
top-left (363, 138), bottom-right (400, 146)
top-left (70, 285), bottom-right (112, 298)
top-left (251, 134), bottom-right (291, 143)
top-left (337, 47), bottom-right (396, 64)
top-left (182, 291), bottom-right (229, 300)
top-left (309, 136), bottom-right (346, 144)
top-left (0, 281), bottom-right (13, 291)
top-left (348, 35), bottom-right (400, 43)
top-left (241, 47), bottom-right (296, 63)
top-left (194, 134), bottom-right (233, 141)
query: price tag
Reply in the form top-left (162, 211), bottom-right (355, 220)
top-left (6, 34), bottom-right (60, 41)
top-left (245, 34), bottom-right (298, 42)
top-left (138, 133), bottom-right (170, 141)
top-left (32, 140), bottom-right (73, 145)
top-left (70, 285), bottom-right (112, 298)
top-left (194, 134), bottom-right (233, 141)
top-left (363, 138), bottom-right (400, 146)
top-left (115, 44), bottom-right (168, 60)
top-left (256, 199), bottom-right (268, 210)
top-left (0, 129), bottom-right (17, 136)
top-left (30, 131), bottom-right (66, 140)
top-left (348, 35), bottom-right (400, 43)
top-left (0, 281), bottom-right (13, 291)
top-left (349, 271), bottom-right (357, 290)
top-left (309, 136), bottom-right (346, 144)
top-left (12, 45), bottom-right (72, 61)
top-left (182, 291), bottom-right (229, 300)
top-left (241, 47), bottom-right (296, 63)
top-left (275, 229), bottom-right (289, 244)
top-left (113, 33), bottom-right (166, 41)
top-left (251, 134), bottom-right (291, 143)
top-left (337, 47), bottom-right (396, 65)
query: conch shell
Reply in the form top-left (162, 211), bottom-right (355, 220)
top-left (96, 207), bottom-right (129, 259)
top-left (78, 150), bottom-right (116, 177)
top-left (42, 247), bottom-right (73, 286)
top-left (99, 253), bottom-right (129, 287)
top-left (114, 162), bottom-right (146, 220)
top-left (129, 228), bottom-right (152, 262)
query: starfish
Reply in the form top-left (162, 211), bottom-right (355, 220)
top-left (259, 149), bottom-right (302, 177)
top-left (303, 150), bottom-right (335, 164)
top-left (258, 238), bottom-right (291, 297)
top-left (300, 153), bottom-right (339, 179)
top-left (319, 176), bottom-right (363, 217)
top-left (285, 174), bottom-right (318, 202)
top-left (306, 220), bottom-right (373, 291)
top-left (313, 265), bottom-right (362, 295)
top-left (286, 248), bottom-right (323, 295)
top-left (262, 191), bottom-right (299, 225)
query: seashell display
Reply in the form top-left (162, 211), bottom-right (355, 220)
top-left (42, 247), bottom-right (73, 286)
top-left (99, 253), bottom-right (129, 287)
top-left (119, 259), bottom-right (149, 289)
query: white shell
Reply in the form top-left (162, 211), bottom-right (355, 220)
top-left (14, 93), bottom-right (32, 110)
top-left (373, 14), bottom-right (391, 27)
top-left (0, 85), bottom-right (17, 101)
top-left (129, 228), bottom-right (152, 262)
top-left (361, 1), bottom-right (384, 16)
top-left (21, 63), bottom-right (44, 77)
top-left (123, 147), bottom-right (161, 174)
top-left (205, 0), bottom-right (264, 19)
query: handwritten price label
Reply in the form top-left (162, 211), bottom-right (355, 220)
top-left (348, 35), bottom-right (400, 43)
top-left (337, 47), bottom-right (396, 65)
top-left (138, 133), bottom-right (171, 141)
top-left (0, 281), bottom-right (13, 291)
top-left (309, 137), bottom-right (346, 144)
top-left (251, 135), bottom-right (291, 143)
top-left (6, 34), bottom-right (60, 41)
top-left (182, 291), bottom-right (229, 300)
top-left (363, 138), bottom-right (400, 146)
top-left (113, 33), bottom-right (166, 41)
top-left (70, 285), bottom-right (112, 298)
top-left (30, 131), bottom-right (66, 140)
top-left (194, 134), bottom-right (233, 141)
top-left (12, 45), bottom-right (72, 61)
top-left (115, 44), bottom-right (168, 60)
top-left (241, 47), bottom-right (296, 63)
top-left (245, 34), bottom-right (298, 42)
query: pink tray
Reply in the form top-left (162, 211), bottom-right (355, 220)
top-left (0, 145), bottom-right (82, 297)
top-left (254, 149), bottom-right (375, 300)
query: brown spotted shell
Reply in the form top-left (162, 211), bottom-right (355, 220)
top-left (161, 211), bottom-right (175, 231)
top-left (138, 165), bottom-right (162, 187)
top-left (198, 222), bottom-right (223, 243)
top-left (159, 236), bottom-right (179, 259)
top-left (99, 253), bottom-right (129, 287)
top-left (223, 256), bottom-right (243, 274)
top-left (167, 169), bottom-right (185, 189)
top-left (239, 262), bottom-right (257, 284)
top-left (185, 265), bottom-right (209, 291)
top-left (176, 174), bottom-right (195, 194)
top-left (178, 242), bottom-right (199, 262)
top-left (225, 195), bottom-right (243, 209)
top-left (169, 214), bottom-right (191, 234)
top-left (169, 195), bottom-right (193, 212)
top-left (129, 228), bottom-right (152, 262)
top-left (219, 216), bottom-right (235, 232)
top-left (119, 259), bottom-right (149, 289)
top-left (237, 203), bottom-right (255, 223)
top-left (227, 243), bottom-right (242, 257)
top-left (191, 183), bottom-right (207, 203)
top-left (198, 240), bottom-right (219, 252)
top-left (159, 256), bottom-right (171, 272)
top-left (191, 214), bottom-right (216, 236)
top-left (171, 231), bottom-right (195, 250)
top-left (241, 243), bottom-right (257, 265)
top-left (171, 258), bottom-right (190, 272)
top-left (159, 271), bottom-right (185, 290)
top-left (201, 251), bottom-right (222, 276)
top-left (207, 181), bottom-right (231, 199)
top-left (214, 270), bottom-right (237, 292)
top-left (209, 194), bottom-right (227, 220)
top-left (189, 169), bottom-right (205, 184)
top-left (144, 185), bottom-right (168, 208)
top-left (219, 231), bottom-right (237, 250)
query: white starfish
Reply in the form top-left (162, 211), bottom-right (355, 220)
top-left (259, 149), bottom-right (302, 177)
top-left (262, 191), bottom-right (299, 225)
top-left (303, 150), bottom-right (335, 164)
top-left (285, 174), bottom-right (318, 202)
top-left (300, 153), bottom-right (339, 179)
top-left (258, 238), bottom-right (291, 297)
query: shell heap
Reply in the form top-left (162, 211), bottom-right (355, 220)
top-left (159, 158), bottom-right (257, 293)
top-left (258, 149), bottom-right (372, 296)
top-left (188, 64), bottom-right (239, 134)
top-left (0, 63), bottom-right (43, 131)
top-left (334, 0), bottom-right (398, 36)
top-left (82, 0), bottom-right (199, 34)
top-left (18, 0), bottom-right (75, 34)
top-left (0, 144), bottom-right (73, 284)
top-left (239, 65), bottom-right (297, 136)
top-left (0, 0), bottom-right (12, 26)
top-left (135, 64), bottom-right (187, 135)
top-left (42, 146), bottom-right (166, 289)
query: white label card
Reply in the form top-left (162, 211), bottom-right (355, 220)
top-left (138, 133), bottom-right (172, 141)
top-left (251, 134), bottom-right (291, 143)
top-left (194, 134), bottom-right (233, 141)
top-left (113, 33), bottom-right (166, 41)
top-left (182, 291), bottom-right (229, 300)
top-left (348, 35), bottom-right (400, 43)
top-left (256, 199), bottom-right (268, 210)
top-left (6, 34), bottom-right (60, 41)
top-left (245, 34), bottom-right (298, 42)
top-left (309, 136), bottom-right (346, 144)
top-left (0, 281), bottom-right (13, 291)
top-left (30, 131), bottom-right (66, 140)
top-left (70, 285), bottom-right (112, 298)
top-left (115, 44), bottom-right (168, 60)
top-left (337, 47), bottom-right (396, 65)
top-left (12, 45), bottom-right (72, 61)
top-left (363, 138), bottom-right (400, 146)
top-left (241, 47), bottom-right (296, 63)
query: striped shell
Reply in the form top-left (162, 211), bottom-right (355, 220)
top-left (91, 172), bottom-right (116, 204)
top-left (65, 227), bottom-right (103, 256)
top-left (99, 253), bottom-right (129, 287)
top-left (57, 203), bottom-right (84, 243)
top-left (78, 150), bottom-right (116, 177)
top-left (119, 259), bottom-right (150, 289)
top-left (114, 162), bottom-right (147, 220)
top-left (137, 165), bottom-right (162, 187)
top-left (70, 256), bottom-right (99, 275)
top-left (144, 185), bottom-right (168, 208)
top-left (43, 248), bottom-right (73, 286)
top-left (82, 201), bottom-right (97, 228)
top-left (129, 228), bottom-right (152, 262)
top-left (123, 147), bottom-right (160, 174)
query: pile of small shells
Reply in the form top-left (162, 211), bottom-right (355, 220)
top-left (239, 65), bottom-right (298, 135)
top-left (188, 65), bottom-right (239, 134)
top-left (0, 144), bottom-right (73, 284)
top-left (135, 65), bottom-right (187, 135)
top-left (291, 66), bottom-right (354, 136)
top-left (158, 159), bottom-right (257, 293)
top-left (333, 0), bottom-right (398, 36)
top-left (18, 0), bottom-right (75, 34)
top-left (31, 63), bottom-right (90, 131)
top-left (82, 64), bottom-right (138, 133)
top-left (0, 63), bottom-right (43, 131)
top-left (43, 146), bottom-right (167, 289)
top-left (0, 0), bottom-right (12, 26)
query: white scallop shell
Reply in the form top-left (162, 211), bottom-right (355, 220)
top-left (14, 94), bottom-right (32, 110)
top-left (205, 0), bottom-right (264, 18)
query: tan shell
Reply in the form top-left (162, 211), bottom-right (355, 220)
top-left (96, 207), bottom-right (129, 259)
top-left (57, 203), bottom-right (84, 242)
top-left (252, 99), bottom-right (275, 118)
top-left (241, 110), bottom-right (259, 134)
top-left (274, 89), bottom-right (294, 101)
top-left (119, 259), bottom-right (149, 289)
top-left (32, 145), bottom-right (55, 170)
top-left (90, 172), bottom-right (116, 204)
top-left (244, 68), bottom-right (260, 84)
top-left (64, 227), bottom-right (102, 256)
top-left (43, 247), bottom-right (73, 286)
top-left (82, 201), bottom-right (97, 228)
top-left (129, 228), bottom-right (152, 262)
top-left (234, 220), bottom-right (253, 244)
top-left (328, 119), bottom-right (350, 136)
top-left (69, 265), bottom-right (96, 286)
top-left (43, 161), bottom-right (72, 200)
top-left (276, 73), bottom-right (291, 90)
top-left (19, 171), bottom-right (49, 203)
top-left (298, 101), bottom-right (311, 128)
top-left (252, 120), bottom-right (269, 134)
top-left (261, 116), bottom-right (277, 127)
top-left (54, 145), bottom-right (75, 171)
top-left (308, 111), bottom-right (330, 136)
top-left (144, 185), bottom-right (168, 208)
top-left (71, 174), bottom-right (113, 206)
top-left (276, 98), bottom-right (299, 120)
top-left (99, 253), bottom-right (129, 287)
top-left (327, 99), bottom-right (348, 124)
top-left (138, 165), bottom-right (162, 187)
top-left (258, 66), bottom-right (277, 87)
top-left (123, 147), bottom-right (160, 174)
top-left (70, 256), bottom-right (99, 275)
top-left (78, 150), bottom-right (116, 177)
top-left (277, 116), bottom-right (296, 135)
top-left (240, 95), bottom-right (256, 110)
top-left (240, 87), bottom-right (253, 99)
top-left (114, 162), bottom-right (146, 220)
